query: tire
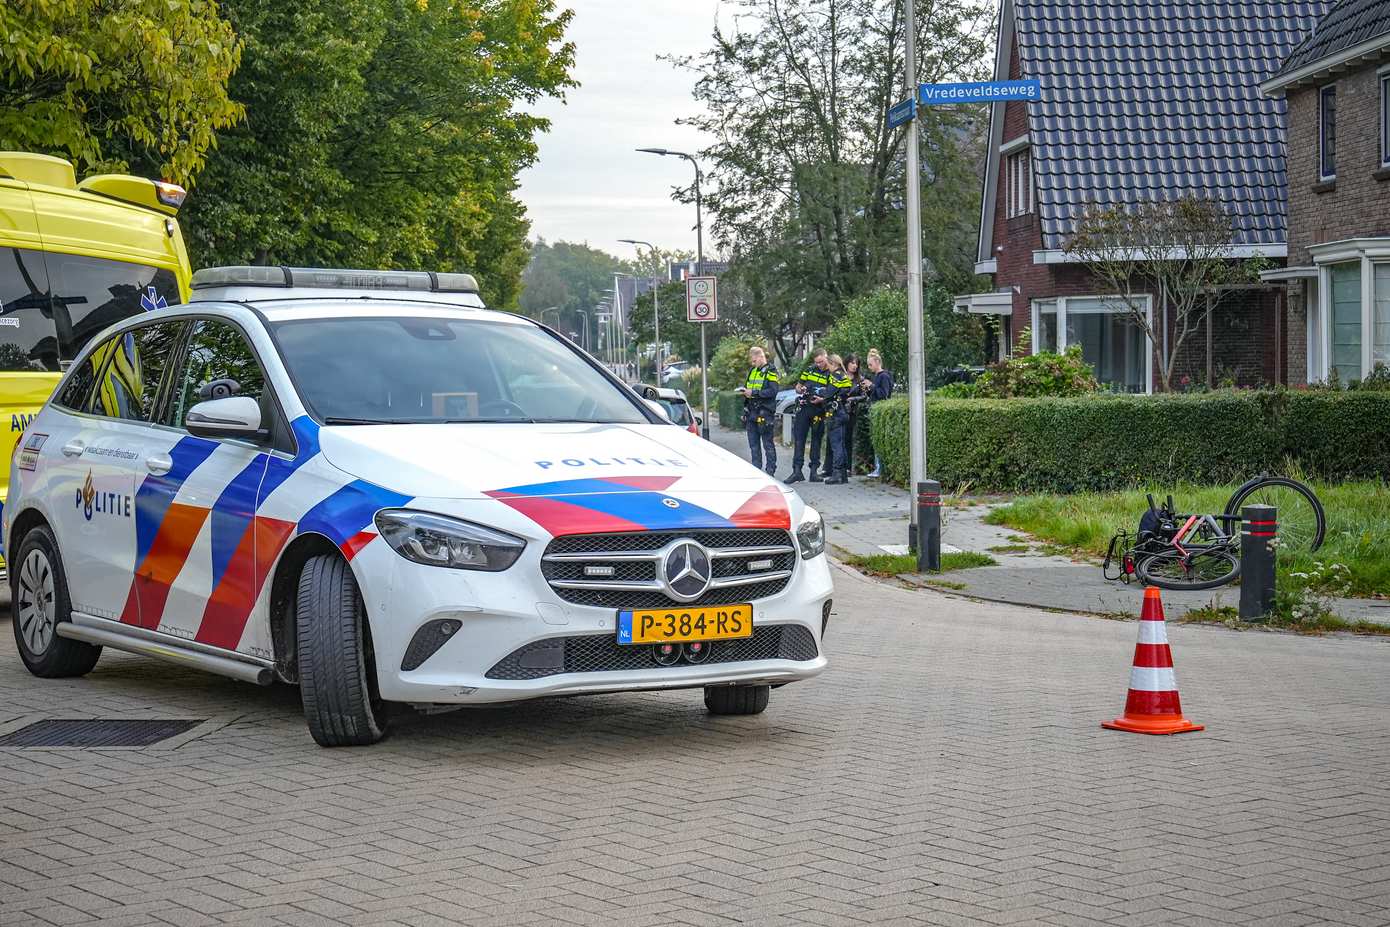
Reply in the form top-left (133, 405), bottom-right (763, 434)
top-left (704, 684), bottom-right (770, 716)
top-left (1137, 547), bottom-right (1241, 591)
top-left (9, 525), bottom-right (101, 678)
top-left (1225, 476), bottom-right (1325, 553)
top-left (296, 554), bottom-right (388, 746)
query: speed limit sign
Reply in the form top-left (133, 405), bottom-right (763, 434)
top-left (685, 275), bottom-right (718, 323)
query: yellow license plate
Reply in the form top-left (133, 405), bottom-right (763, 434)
top-left (616, 604), bottom-right (753, 645)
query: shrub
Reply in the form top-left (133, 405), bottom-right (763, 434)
top-left (867, 390), bottom-right (1390, 492)
top-left (709, 336), bottom-right (762, 391)
top-left (971, 344), bottom-right (1099, 398)
top-left (715, 391), bottom-right (743, 430)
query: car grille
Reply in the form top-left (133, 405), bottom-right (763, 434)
top-left (541, 529), bottom-right (796, 609)
top-left (485, 623), bottom-right (819, 680)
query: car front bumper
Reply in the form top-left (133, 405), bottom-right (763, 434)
top-left (353, 539), bottom-right (834, 705)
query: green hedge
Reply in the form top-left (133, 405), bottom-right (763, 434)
top-left (715, 391), bottom-right (743, 430)
top-left (868, 391), bottom-right (1390, 492)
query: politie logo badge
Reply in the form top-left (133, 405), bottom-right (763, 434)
top-left (76, 470), bottom-right (132, 521)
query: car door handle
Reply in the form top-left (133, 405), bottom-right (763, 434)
top-left (145, 454), bottom-right (173, 475)
top-left (61, 440), bottom-right (85, 457)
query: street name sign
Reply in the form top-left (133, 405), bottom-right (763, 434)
top-left (886, 97), bottom-right (916, 128)
top-left (686, 275), bottom-right (718, 323)
top-left (917, 79), bottom-right (1041, 105)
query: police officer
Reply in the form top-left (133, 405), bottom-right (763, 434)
top-left (786, 348), bottom-right (832, 484)
top-left (736, 346), bottom-right (780, 475)
top-left (823, 355), bottom-right (853, 484)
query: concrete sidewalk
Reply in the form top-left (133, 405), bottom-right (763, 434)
top-left (711, 417), bottom-right (1390, 625)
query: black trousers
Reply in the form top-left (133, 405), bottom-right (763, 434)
top-left (827, 410), bottom-right (849, 473)
top-left (791, 406), bottom-right (825, 474)
top-left (745, 410), bottom-right (776, 474)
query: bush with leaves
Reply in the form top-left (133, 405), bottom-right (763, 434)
top-left (967, 343), bottom-right (1100, 398)
top-left (709, 336), bottom-right (763, 391)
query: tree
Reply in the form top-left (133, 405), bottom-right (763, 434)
top-left (628, 280), bottom-right (719, 367)
top-left (671, 0), bottom-right (994, 354)
top-left (0, 0), bottom-right (243, 184)
top-left (1065, 196), bottom-right (1271, 392)
top-left (820, 284), bottom-right (984, 386)
top-left (183, 0), bottom-right (575, 309)
top-left (519, 240), bottom-right (630, 346)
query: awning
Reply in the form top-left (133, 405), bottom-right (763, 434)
top-left (954, 291), bottom-right (1013, 315)
top-left (1258, 265), bottom-right (1317, 283)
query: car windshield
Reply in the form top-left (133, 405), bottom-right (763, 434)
top-left (270, 316), bottom-right (648, 425)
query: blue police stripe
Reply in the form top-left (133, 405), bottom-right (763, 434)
top-left (299, 479), bottom-right (411, 548)
top-left (133, 437), bottom-right (218, 565)
top-left (493, 478), bottom-right (734, 530)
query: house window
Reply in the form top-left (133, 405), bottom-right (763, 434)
top-left (1319, 84), bottom-right (1336, 180)
top-left (1031, 296), bottom-right (1150, 393)
top-left (1006, 149), bottom-right (1032, 217)
top-left (1376, 264), bottom-right (1390, 369)
top-left (1381, 74), bottom-right (1390, 167)
top-left (1329, 262), bottom-right (1361, 382)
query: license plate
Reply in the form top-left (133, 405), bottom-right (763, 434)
top-left (616, 604), bottom-right (753, 645)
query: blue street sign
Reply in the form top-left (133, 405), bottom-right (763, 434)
top-left (917, 79), bottom-right (1041, 105)
top-left (886, 97), bottom-right (916, 128)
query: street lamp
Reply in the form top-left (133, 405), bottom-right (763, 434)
top-left (638, 146), bottom-right (710, 438)
top-left (619, 239), bottom-right (663, 386)
top-left (538, 306), bottom-right (560, 329)
top-left (574, 308), bottom-right (590, 352)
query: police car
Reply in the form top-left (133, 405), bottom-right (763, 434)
top-left (4, 267), bottom-right (832, 746)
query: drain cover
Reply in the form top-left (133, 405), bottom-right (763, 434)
top-left (0, 719), bottom-right (203, 748)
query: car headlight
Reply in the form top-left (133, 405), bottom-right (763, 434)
top-left (796, 508), bottom-right (825, 560)
top-left (374, 510), bottom-right (525, 571)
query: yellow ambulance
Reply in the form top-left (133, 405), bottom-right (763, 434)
top-left (0, 152), bottom-right (192, 566)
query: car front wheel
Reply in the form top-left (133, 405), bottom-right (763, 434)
top-left (704, 684), bottom-right (770, 716)
top-left (296, 553), bottom-right (388, 746)
top-left (10, 525), bottom-right (101, 678)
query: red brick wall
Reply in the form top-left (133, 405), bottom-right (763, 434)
top-left (1285, 56), bottom-right (1390, 266)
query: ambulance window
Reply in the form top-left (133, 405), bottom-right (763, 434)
top-left (85, 320), bottom-right (186, 423)
top-left (0, 247), bottom-right (59, 372)
top-left (46, 253), bottom-right (181, 361)
top-left (167, 319), bottom-right (266, 429)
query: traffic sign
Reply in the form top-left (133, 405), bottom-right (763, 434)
top-left (918, 79), bottom-right (1041, 105)
top-left (887, 97), bottom-right (916, 128)
top-left (686, 275), bottom-right (718, 323)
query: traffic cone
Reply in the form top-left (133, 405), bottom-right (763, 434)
top-left (1102, 586), bottom-right (1203, 735)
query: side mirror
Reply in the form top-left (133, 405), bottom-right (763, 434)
top-left (186, 396), bottom-right (265, 440)
top-left (695, 415), bottom-right (703, 427)
top-left (639, 384), bottom-right (659, 400)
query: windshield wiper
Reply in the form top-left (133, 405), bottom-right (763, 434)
top-left (322, 417), bottom-right (391, 425)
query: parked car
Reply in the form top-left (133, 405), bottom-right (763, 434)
top-left (4, 266), bottom-right (832, 746)
top-left (640, 385), bottom-right (699, 435)
top-left (0, 151), bottom-right (192, 574)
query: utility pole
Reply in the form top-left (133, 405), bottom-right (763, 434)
top-left (904, 0), bottom-right (927, 550)
top-left (619, 239), bottom-right (662, 384)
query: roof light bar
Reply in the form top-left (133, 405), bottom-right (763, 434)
top-left (190, 266), bottom-right (480, 294)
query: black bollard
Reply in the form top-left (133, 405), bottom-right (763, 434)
top-left (1239, 504), bottom-right (1277, 622)
top-left (916, 480), bottom-right (942, 573)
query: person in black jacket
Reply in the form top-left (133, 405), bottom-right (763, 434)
top-left (786, 348), bottom-right (832, 483)
top-left (823, 355), bottom-right (853, 484)
top-left (865, 348), bottom-right (894, 478)
top-left (736, 346), bottom-right (780, 475)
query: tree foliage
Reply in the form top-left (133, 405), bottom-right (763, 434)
top-left (1065, 196), bottom-right (1271, 392)
top-left (183, 0), bottom-right (575, 309)
top-left (518, 239), bottom-right (630, 347)
top-left (673, 0), bottom-right (993, 361)
top-left (0, 0), bottom-right (243, 183)
top-left (820, 284), bottom-right (985, 386)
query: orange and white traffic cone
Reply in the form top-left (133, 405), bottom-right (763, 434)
top-left (1102, 586), bottom-right (1203, 735)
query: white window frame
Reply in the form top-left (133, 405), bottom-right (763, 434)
top-left (1319, 82), bottom-right (1337, 181)
top-left (1311, 239), bottom-right (1390, 381)
top-left (1381, 69), bottom-right (1390, 168)
top-left (1006, 148), bottom-right (1033, 218)
top-left (1030, 295), bottom-right (1153, 394)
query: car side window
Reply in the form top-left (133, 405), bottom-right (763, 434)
top-left (167, 319), bottom-right (267, 430)
top-left (84, 321), bottom-right (186, 423)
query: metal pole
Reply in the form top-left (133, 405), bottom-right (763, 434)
top-left (654, 276), bottom-right (662, 384)
top-left (693, 160), bottom-right (710, 440)
top-left (904, 0), bottom-right (927, 550)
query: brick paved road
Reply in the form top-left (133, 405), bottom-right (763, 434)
top-left (1, 564), bottom-right (1388, 927)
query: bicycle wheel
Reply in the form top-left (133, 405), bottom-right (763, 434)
top-left (1137, 547), bottom-right (1240, 591)
top-left (1224, 476), bottom-right (1325, 553)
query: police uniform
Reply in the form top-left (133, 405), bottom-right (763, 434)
top-left (824, 367), bottom-right (853, 483)
top-left (741, 363), bottom-right (780, 475)
top-left (787, 366), bottom-right (831, 483)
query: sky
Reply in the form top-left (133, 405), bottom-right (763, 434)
top-left (515, 0), bottom-right (732, 262)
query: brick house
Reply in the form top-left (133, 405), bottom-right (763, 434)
top-left (1260, 0), bottom-right (1390, 386)
top-left (955, 0), bottom-right (1328, 392)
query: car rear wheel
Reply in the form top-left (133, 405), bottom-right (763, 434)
top-left (296, 553), bottom-right (388, 747)
top-left (704, 684), bottom-right (770, 716)
top-left (10, 525), bottom-right (101, 678)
